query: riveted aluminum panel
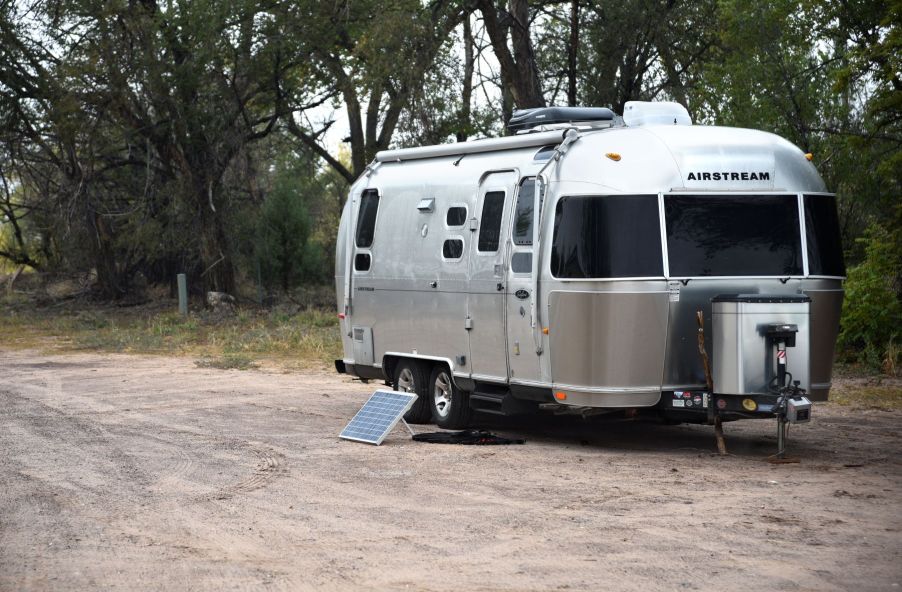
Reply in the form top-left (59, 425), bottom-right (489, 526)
top-left (802, 280), bottom-right (843, 401)
top-left (548, 289), bottom-right (669, 400)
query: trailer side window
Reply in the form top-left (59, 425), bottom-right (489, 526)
top-left (664, 194), bottom-right (802, 277)
top-left (446, 207), bottom-right (467, 227)
top-left (804, 195), bottom-right (845, 276)
top-left (551, 195), bottom-right (663, 278)
top-left (354, 253), bottom-right (371, 272)
top-left (442, 238), bottom-right (464, 260)
top-left (478, 191), bottom-right (505, 252)
top-left (355, 189), bottom-right (379, 248)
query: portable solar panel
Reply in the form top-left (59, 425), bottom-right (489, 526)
top-left (339, 390), bottom-right (418, 445)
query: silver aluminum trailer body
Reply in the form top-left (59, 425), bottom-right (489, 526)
top-left (334, 108), bottom-right (844, 427)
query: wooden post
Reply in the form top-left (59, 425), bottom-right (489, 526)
top-left (177, 274), bottom-right (188, 315)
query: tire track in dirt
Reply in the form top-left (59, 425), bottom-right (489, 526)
top-left (204, 443), bottom-right (288, 501)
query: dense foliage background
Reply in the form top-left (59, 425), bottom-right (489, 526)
top-left (0, 0), bottom-right (899, 368)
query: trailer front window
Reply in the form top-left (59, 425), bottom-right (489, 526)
top-left (550, 195), bottom-right (663, 279)
top-left (804, 194), bottom-right (845, 277)
top-left (664, 194), bottom-right (802, 277)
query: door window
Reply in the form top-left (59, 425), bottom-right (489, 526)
top-left (511, 179), bottom-right (536, 273)
top-left (478, 191), bottom-right (505, 252)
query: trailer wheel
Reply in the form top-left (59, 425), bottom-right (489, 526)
top-left (393, 360), bottom-right (432, 424)
top-left (429, 365), bottom-right (471, 429)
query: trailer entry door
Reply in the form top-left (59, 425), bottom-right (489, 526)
top-left (506, 178), bottom-right (542, 383)
top-left (467, 172), bottom-right (516, 382)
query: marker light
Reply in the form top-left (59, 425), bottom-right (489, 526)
top-left (742, 398), bottom-right (758, 412)
top-left (605, 152), bottom-right (622, 161)
top-left (805, 153), bottom-right (814, 161)
top-left (542, 327), bottom-right (549, 335)
top-left (554, 391), bottom-right (567, 401)
top-left (338, 313), bottom-right (346, 319)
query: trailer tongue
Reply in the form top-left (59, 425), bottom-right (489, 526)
top-left (663, 295), bottom-right (815, 456)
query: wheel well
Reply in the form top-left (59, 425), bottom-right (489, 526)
top-left (383, 355), bottom-right (448, 386)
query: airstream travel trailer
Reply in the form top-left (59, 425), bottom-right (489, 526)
top-left (334, 102), bottom-right (844, 452)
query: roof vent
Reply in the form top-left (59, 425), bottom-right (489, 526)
top-left (623, 101), bottom-right (692, 127)
top-left (508, 107), bottom-right (615, 133)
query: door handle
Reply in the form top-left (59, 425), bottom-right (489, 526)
top-left (496, 283), bottom-right (504, 291)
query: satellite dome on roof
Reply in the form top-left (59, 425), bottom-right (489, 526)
top-left (623, 101), bottom-right (692, 126)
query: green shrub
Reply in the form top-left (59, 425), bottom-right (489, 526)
top-left (255, 176), bottom-right (323, 292)
top-left (838, 223), bottom-right (902, 373)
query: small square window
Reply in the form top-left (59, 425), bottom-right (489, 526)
top-left (446, 206), bottom-right (467, 227)
top-left (354, 253), bottom-right (371, 272)
top-left (442, 238), bottom-right (464, 260)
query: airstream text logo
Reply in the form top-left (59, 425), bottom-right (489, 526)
top-left (687, 171), bottom-right (771, 181)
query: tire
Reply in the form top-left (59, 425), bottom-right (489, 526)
top-left (429, 365), bottom-right (471, 429)
top-left (393, 359), bottom-right (432, 424)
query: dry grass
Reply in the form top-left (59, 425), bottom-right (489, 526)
top-left (830, 367), bottom-right (902, 411)
top-left (3, 285), bottom-right (902, 407)
top-left (0, 291), bottom-right (343, 370)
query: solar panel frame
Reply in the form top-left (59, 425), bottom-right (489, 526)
top-left (339, 390), bottom-right (418, 445)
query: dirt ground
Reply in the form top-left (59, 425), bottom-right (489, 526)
top-left (1, 349), bottom-right (900, 591)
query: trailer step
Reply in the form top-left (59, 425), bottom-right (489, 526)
top-left (469, 391), bottom-right (507, 415)
top-left (470, 386), bottom-right (539, 416)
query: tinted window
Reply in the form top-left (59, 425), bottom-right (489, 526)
top-left (664, 194), bottom-right (802, 277)
top-left (511, 252), bottom-right (532, 273)
top-left (478, 191), bottom-right (505, 252)
top-left (446, 206), bottom-right (467, 227)
top-left (551, 195), bottom-right (663, 278)
top-left (354, 253), bottom-right (371, 272)
top-left (513, 179), bottom-right (535, 246)
top-left (805, 195), bottom-right (845, 276)
top-left (355, 189), bottom-right (379, 248)
top-left (442, 238), bottom-right (464, 259)
top-left (534, 145), bottom-right (555, 161)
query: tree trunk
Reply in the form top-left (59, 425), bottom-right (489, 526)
top-left (196, 182), bottom-right (236, 295)
top-left (502, 84), bottom-right (514, 134)
top-left (457, 16), bottom-right (474, 142)
top-left (477, 0), bottom-right (546, 109)
top-left (567, 0), bottom-right (580, 107)
top-left (88, 210), bottom-right (125, 299)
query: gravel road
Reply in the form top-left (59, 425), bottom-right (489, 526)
top-left (1, 349), bottom-right (900, 591)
